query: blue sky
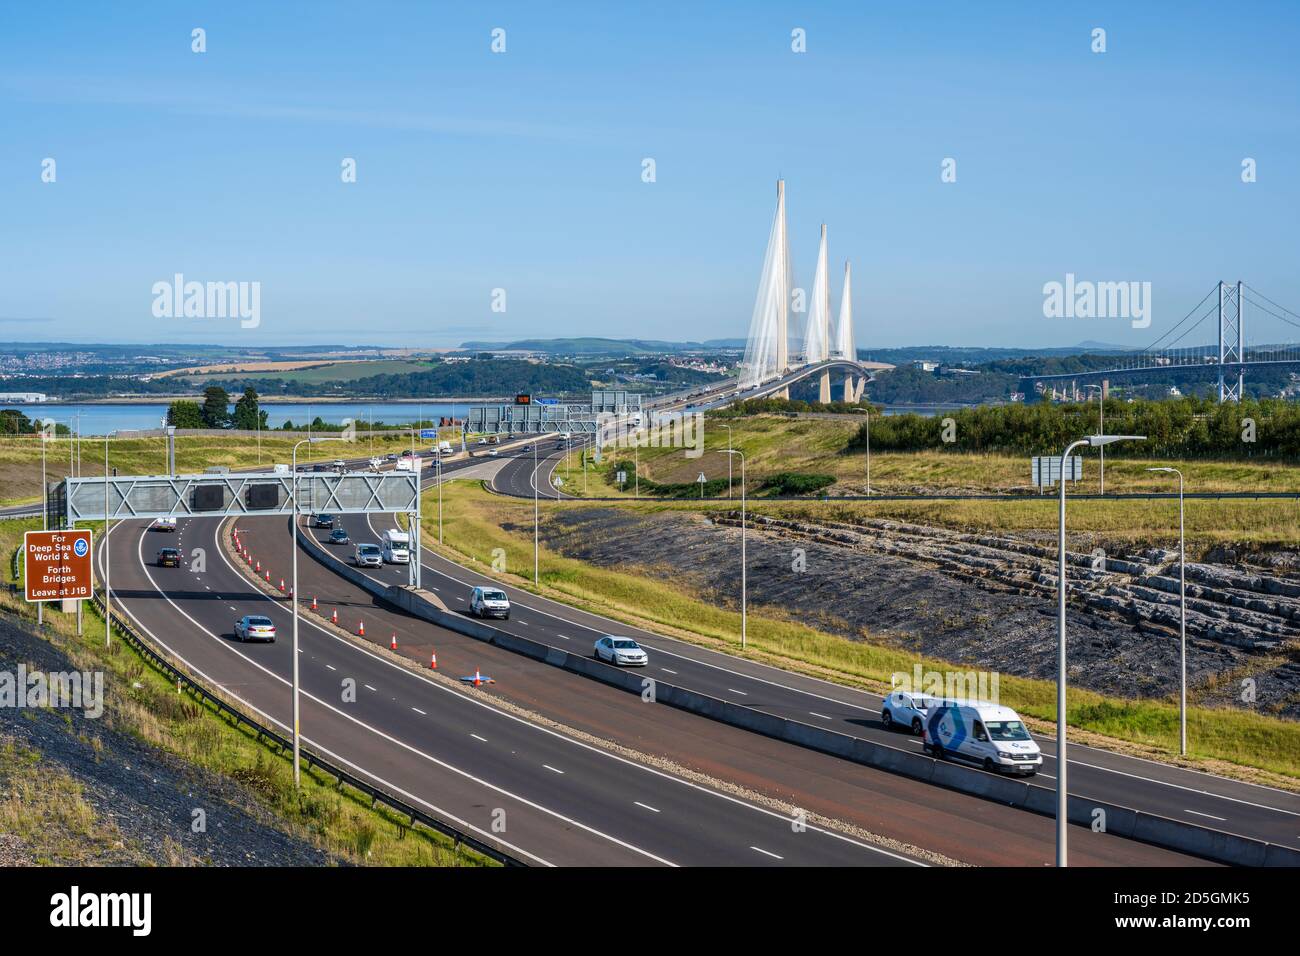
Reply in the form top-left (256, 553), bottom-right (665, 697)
top-left (1, 1), bottom-right (1297, 350)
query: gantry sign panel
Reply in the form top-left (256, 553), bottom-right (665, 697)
top-left (62, 471), bottom-right (420, 523)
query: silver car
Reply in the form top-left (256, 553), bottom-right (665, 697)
top-left (353, 543), bottom-right (382, 567)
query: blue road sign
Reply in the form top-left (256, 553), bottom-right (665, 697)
top-left (419, 429), bottom-right (439, 439)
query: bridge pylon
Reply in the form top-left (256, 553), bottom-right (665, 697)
top-left (1218, 280), bottom-right (1244, 402)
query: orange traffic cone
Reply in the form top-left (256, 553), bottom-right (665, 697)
top-left (472, 669), bottom-right (483, 687)
top-left (330, 608), bottom-right (338, 625)
top-left (429, 651), bottom-right (438, 670)
top-left (264, 570), bottom-right (271, 582)
top-left (357, 620), bottom-right (365, 637)
top-left (311, 595), bottom-right (318, 611)
top-left (278, 578), bottom-right (285, 592)
top-left (390, 633), bottom-right (397, 650)
top-left (255, 559), bottom-right (260, 572)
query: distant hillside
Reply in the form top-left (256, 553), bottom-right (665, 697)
top-left (460, 337), bottom-right (739, 355)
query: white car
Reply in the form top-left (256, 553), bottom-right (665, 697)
top-left (880, 689), bottom-right (945, 735)
top-left (593, 636), bottom-right (648, 666)
top-left (150, 516), bottom-right (177, 532)
top-left (469, 586), bottom-right (511, 620)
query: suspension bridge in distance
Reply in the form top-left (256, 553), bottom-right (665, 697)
top-left (1023, 282), bottom-right (1300, 403)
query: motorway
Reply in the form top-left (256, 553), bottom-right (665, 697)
top-left (246, 506), bottom-right (1204, 866)
top-left (101, 514), bottom-right (932, 867)
top-left (463, 442), bottom-right (1300, 852)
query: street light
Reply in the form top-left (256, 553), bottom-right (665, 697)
top-left (1147, 466), bottom-right (1187, 757)
top-left (291, 435), bottom-right (344, 789)
top-left (1084, 385), bottom-right (1106, 494)
top-left (719, 423), bottom-right (733, 499)
top-left (103, 431), bottom-right (117, 647)
top-left (723, 449), bottom-right (747, 650)
top-left (1056, 432), bottom-right (1144, 866)
top-left (864, 406), bottom-right (871, 497)
top-left (533, 437), bottom-right (539, 585)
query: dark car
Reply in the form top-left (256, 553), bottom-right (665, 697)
top-left (329, 527), bottom-right (350, 545)
top-left (314, 514), bottom-right (335, 529)
top-left (156, 547), bottom-right (181, 568)
top-left (312, 464), bottom-right (326, 473)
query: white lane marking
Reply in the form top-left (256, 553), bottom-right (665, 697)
top-left (105, 521), bottom-right (552, 868)
top-left (809, 712), bottom-right (832, 721)
top-left (751, 846), bottom-right (783, 860)
top-left (364, 684), bottom-right (377, 692)
top-left (412, 707), bottom-right (427, 716)
top-left (661, 668), bottom-right (677, 674)
top-left (635, 802), bottom-right (660, 813)
top-left (557, 634), bottom-right (570, 640)
top-left (727, 688), bottom-right (748, 696)
top-left (1186, 809), bottom-right (1227, 821)
top-left (229, 606), bottom-right (237, 611)
top-left (325, 664), bottom-right (336, 671)
top-left (543, 765), bottom-right (565, 775)
top-left (471, 733), bottom-right (487, 742)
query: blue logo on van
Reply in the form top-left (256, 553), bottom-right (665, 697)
top-left (73, 538), bottom-right (88, 558)
top-left (927, 705), bottom-right (967, 750)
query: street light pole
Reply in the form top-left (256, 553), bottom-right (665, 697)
top-left (865, 407), bottom-right (871, 497)
top-left (724, 449), bottom-right (747, 650)
top-left (291, 435), bottom-right (341, 789)
top-left (533, 438), bottom-right (540, 585)
top-left (1056, 432), bottom-right (1145, 866)
top-left (1085, 385), bottom-right (1106, 494)
top-left (1148, 466), bottom-right (1187, 756)
top-left (720, 423), bottom-right (733, 499)
top-left (104, 433), bottom-right (113, 647)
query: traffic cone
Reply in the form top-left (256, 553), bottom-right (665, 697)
top-left (390, 633), bottom-right (397, 650)
top-left (429, 651), bottom-right (437, 670)
top-left (311, 595), bottom-right (318, 611)
top-left (331, 608), bottom-right (338, 625)
top-left (264, 570), bottom-right (271, 583)
top-left (357, 620), bottom-right (365, 637)
top-left (278, 578), bottom-right (285, 592)
top-left (472, 669), bottom-right (483, 687)
top-left (255, 559), bottom-right (261, 572)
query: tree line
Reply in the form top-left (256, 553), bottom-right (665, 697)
top-left (850, 396), bottom-right (1300, 459)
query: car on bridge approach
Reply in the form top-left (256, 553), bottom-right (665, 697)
top-left (156, 547), bottom-right (181, 568)
top-left (470, 587), bottom-right (511, 619)
top-left (353, 543), bottom-right (382, 567)
top-left (328, 527), bottom-right (350, 545)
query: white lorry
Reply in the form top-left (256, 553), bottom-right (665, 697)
top-left (922, 701), bottom-right (1042, 775)
top-left (437, 440), bottom-right (453, 456)
top-left (380, 529), bottom-right (410, 564)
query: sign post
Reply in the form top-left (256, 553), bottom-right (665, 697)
top-left (24, 529), bottom-right (94, 605)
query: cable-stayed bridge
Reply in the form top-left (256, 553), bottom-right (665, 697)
top-left (737, 180), bottom-right (873, 404)
top-left (1024, 282), bottom-right (1300, 403)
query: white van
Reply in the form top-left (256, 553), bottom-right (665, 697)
top-left (922, 701), bottom-right (1042, 776)
top-left (380, 529), bottom-right (410, 564)
top-left (438, 440), bottom-right (453, 456)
